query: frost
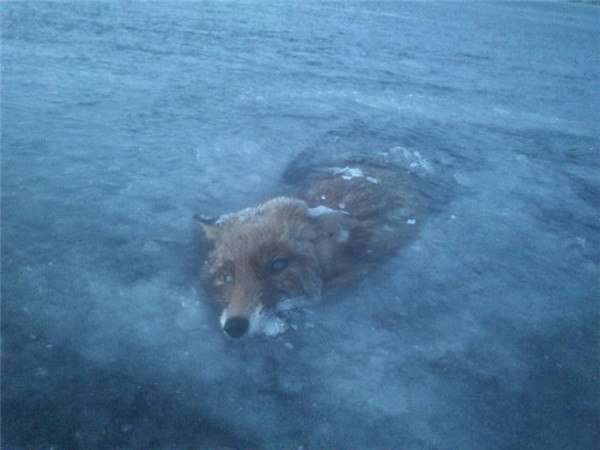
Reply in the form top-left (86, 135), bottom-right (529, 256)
top-left (259, 315), bottom-right (288, 337)
top-left (336, 229), bottom-right (350, 243)
top-left (307, 205), bottom-right (338, 216)
top-left (215, 206), bottom-right (259, 225)
top-left (390, 146), bottom-right (434, 174)
top-left (331, 166), bottom-right (365, 180)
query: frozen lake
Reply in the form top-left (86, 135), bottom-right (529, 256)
top-left (1, 2), bottom-right (598, 449)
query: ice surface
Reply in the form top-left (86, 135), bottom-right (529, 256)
top-left (2, 2), bottom-right (599, 450)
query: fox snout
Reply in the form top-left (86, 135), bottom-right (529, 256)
top-left (220, 306), bottom-right (265, 339)
top-left (222, 316), bottom-right (250, 338)
top-left (218, 279), bottom-right (262, 338)
top-left (220, 305), bottom-right (254, 339)
top-left (219, 296), bottom-right (260, 339)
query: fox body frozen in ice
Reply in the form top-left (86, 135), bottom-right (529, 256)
top-left (199, 161), bottom-right (427, 338)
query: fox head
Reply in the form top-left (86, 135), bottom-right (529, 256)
top-left (200, 197), bottom-right (353, 338)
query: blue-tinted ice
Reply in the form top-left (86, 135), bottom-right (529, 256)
top-left (1, 2), bottom-right (598, 449)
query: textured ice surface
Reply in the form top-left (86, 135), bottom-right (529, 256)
top-left (2, 2), bottom-right (599, 450)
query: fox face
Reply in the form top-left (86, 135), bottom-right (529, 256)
top-left (201, 197), bottom-right (352, 338)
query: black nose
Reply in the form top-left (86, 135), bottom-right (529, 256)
top-left (223, 317), bottom-right (249, 338)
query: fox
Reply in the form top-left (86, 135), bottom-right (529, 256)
top-left (198, 160), bottom-right (427, 338)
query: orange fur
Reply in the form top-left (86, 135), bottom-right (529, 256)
top-left (200, 162), bottom-right (426, 337)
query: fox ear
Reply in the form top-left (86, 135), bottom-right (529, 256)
top-left (194, 214), bottom-right (221, 241)
top-left (200, 223), bottom-right (222, 241)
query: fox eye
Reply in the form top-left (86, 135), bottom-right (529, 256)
top-left (220, 272), bottom-right (234, 284)
top-left (270, 258), bottom-right (288, 273)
